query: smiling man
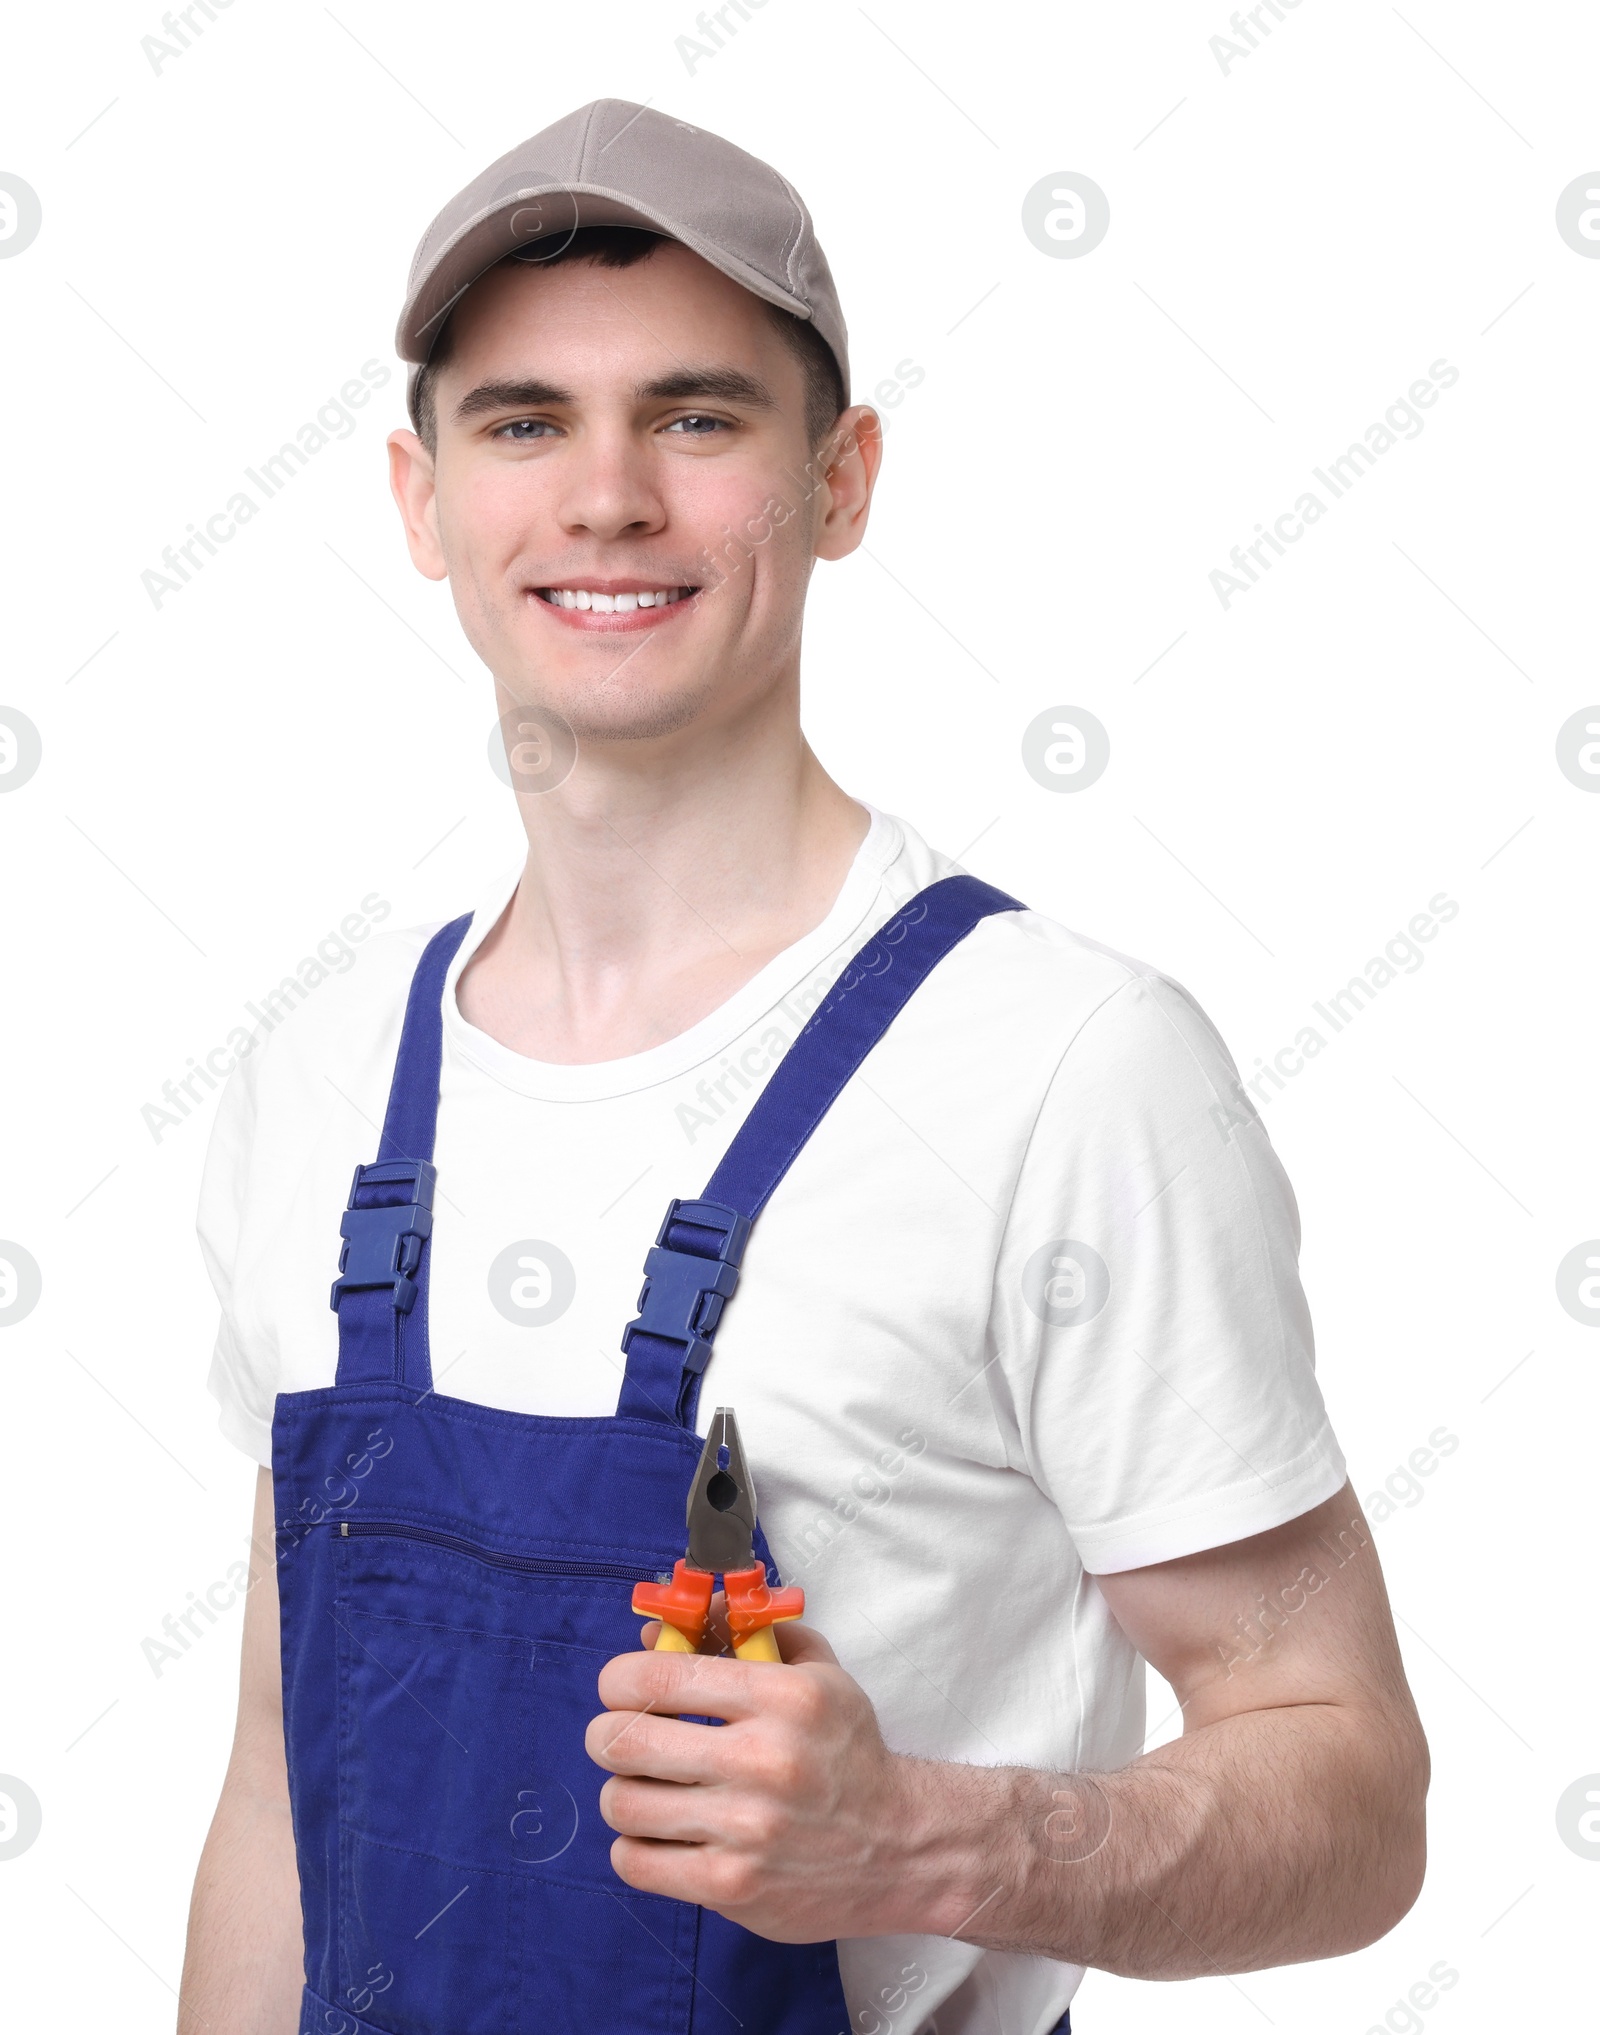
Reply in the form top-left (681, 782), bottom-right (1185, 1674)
top-left (179, 100), bottom-right (1427, 2035)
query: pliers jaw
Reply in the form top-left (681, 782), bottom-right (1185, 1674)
top-left (631, 1406), bottom-right (804, 1659)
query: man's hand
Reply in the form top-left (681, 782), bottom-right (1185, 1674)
top-left (587, 1620), bottom-right (946, 1943)
top-left (588, 1485), bottom-right (1429, 1978)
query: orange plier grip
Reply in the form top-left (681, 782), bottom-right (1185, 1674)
top-left (631, 1560), bottom-right (804, 1660)
top-left (724, 1561), bottom-right (805, 1662)
top-left (632, 1561), bottom-right (715, 1652)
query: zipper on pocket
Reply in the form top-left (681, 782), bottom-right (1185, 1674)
top-left (336, 1517), bottom-right (663, 1585)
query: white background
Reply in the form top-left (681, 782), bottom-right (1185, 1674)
top-left (1, 0), bottom-right (1595, 2028)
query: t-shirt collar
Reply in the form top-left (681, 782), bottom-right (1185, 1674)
top-left (440, 804), bottom-right (903, 1102)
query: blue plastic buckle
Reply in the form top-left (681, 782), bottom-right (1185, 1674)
top-left (621, 1198), bottom-right (751, 1376)
top-left (329, 1158), bottom-right (437, 1315)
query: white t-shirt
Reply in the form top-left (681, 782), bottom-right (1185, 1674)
top-left (198, 805), bottom-right (1345, 2035)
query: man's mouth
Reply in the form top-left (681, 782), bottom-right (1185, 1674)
top-left (530, 582), bottom-right (702, 630)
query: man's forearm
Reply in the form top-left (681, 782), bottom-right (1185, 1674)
top-left (178, 1755), bottom-right (303, 2031)
top-left (880, 1700), bottom-right (1427, 1977)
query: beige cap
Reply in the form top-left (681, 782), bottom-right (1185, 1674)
top-left (397, 98), bottom-right (849, 429)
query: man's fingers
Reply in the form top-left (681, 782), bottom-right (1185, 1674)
top-left (598, 1772), bottom-right (721, 1843)
top-left (609, 1832), bottom-right (719, 1906)
top-left (598, 1642), bottom-right (807, 1720)
top-left (769, 1618), bottom-right (837, 1667)
top-left (585, 1707), bottom-right (730, 1782)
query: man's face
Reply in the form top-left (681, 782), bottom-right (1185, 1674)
top-left (390, 241), bottom-right (872, 743)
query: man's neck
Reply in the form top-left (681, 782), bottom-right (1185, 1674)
top-left (457, 704), bottom-right (868, 1065)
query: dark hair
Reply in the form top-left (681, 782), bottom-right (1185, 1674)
top-left (411, 224), bottom-right (844, 455)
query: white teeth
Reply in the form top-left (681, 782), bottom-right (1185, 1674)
top-left (543, 586), bottom-right (691, 610)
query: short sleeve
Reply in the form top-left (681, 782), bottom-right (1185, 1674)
top-left (196, 1044), bottom-right (275, 1467)
top-left (991, 972), bottom-right (1346, 1574)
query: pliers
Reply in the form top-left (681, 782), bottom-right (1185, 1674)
top-left (632, 1406), bottom-right (804, 1661)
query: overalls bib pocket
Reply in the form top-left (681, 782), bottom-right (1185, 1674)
top-left (333, 1526), bottom-right (700, 2033)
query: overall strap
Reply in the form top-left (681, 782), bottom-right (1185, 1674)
top-left (330, 913), bottom-right (474, 1391)
top-left (616, 874), bottom-right (1025, 1427)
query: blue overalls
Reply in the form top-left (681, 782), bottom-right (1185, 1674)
top-left (271, 874), bottom-right (1048, 2035)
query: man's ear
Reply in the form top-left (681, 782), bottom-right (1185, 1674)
top-left (387, 429), bottom-right (448, 581)
top-left (813, 404), bottom-right (884, 563)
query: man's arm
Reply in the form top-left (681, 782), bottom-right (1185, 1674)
top-left (178, 1467), bottom-right (304, 2033)
top-left (1005, 1482), bottom-right (1429, 1974)
top-left (588, 1483), bottom-right (1428, 1977)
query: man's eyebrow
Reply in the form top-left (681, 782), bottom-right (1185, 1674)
top-left (451, 366), bottom-right (777, 424)
top-left (453, 378), bottom-right (574, 420)
top-left (635, 368), bottom-right (776, 409)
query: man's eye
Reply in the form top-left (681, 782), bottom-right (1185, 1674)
top-left (495, 418), bottom-right (559, 441)
top-left (663, 413), bottom-right (731, 436)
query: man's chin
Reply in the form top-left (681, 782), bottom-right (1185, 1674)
top-left (566, 686), bottom-right (718, 744)
top-left (503, 668), bottom-right (722, 747)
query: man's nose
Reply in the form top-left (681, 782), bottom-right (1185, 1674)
top-left (554, 431), bottom-right (667, 543)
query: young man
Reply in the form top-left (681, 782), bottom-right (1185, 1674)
top-left (179, 100), bottom-right (1427, 2035)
